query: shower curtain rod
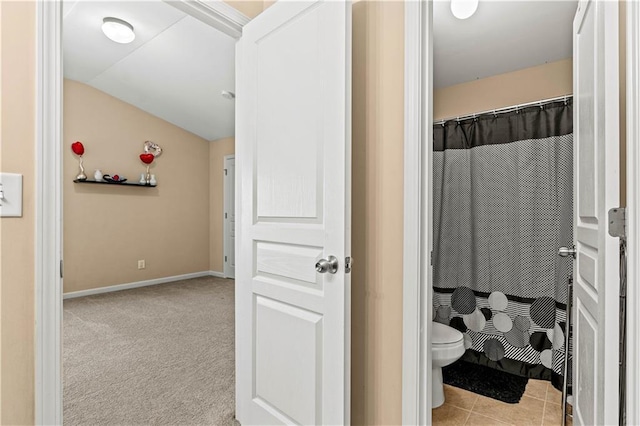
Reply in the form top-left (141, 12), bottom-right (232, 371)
top-left (433, 94), bottom-right (573, 126)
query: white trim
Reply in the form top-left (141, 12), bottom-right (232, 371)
top-left (209, 270), bottom-right (226, 278)
top-left (223, 155), bottom-right (235, 279)
top-left (164, 0), bottom-right (249, 38)
top-left (35, 2), bottom-right (247, 424)
top-left (402, 1), bottom-right (432, 425)
top-left (62, 271), bottom-right (226, 300)
top-left (35, 1), bottom-right (63, 424)
top-left (626, 2), bottom-right (640, 424)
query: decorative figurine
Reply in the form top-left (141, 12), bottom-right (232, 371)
top-left (139, 173), bottom-right (146, 184)
top-left (71, 141), bottom-right (87, 180)
top-left (150, 174), bottom-right (157, 186)
top-left (94, 169), bottom-right (103, 181)
top-left (139, 140), bottom-right (163, 184)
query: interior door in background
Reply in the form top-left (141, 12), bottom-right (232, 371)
top-left (224, 155), bottom-right (235, 279)
top-left (235, 0), bottom-right (352, 424)
top-left (572, 1), bottom-right (620, 424)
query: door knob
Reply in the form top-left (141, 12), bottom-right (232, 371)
top-left (316, 256), bottom-right (339, 274)
top-left (558, 245), bottom-right (577, 259)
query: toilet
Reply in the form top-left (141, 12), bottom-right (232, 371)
top-left (432, 321), bottom-right (465, 408)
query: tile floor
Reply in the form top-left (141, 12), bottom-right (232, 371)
top-left (432, 380), bottom-right (572, 426)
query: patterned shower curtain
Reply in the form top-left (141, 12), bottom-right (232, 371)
top-left (432, 99), bottom-right (573, 389)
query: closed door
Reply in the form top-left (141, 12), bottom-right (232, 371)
top-left (224, 155), bottom-right (235, 279)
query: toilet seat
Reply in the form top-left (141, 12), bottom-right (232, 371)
top-left (433, 321), bottom-right (463, 345)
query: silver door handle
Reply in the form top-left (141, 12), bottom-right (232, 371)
top-left (558, 245), bottom-right (577, 259)
top-left (316, 256), bottom-right (338, 274)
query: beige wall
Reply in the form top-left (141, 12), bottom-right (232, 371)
top-left (209, 137), bottom-right (235, 272)
top-left (0, 2), bottom-right (36, 424)
top-left (63, 80), bottom-right (211, 293)
top-left (351, 2), bottom-right (404, 424)
top-left (434, 58), bottom-right (573, 121)
top-left (223, 0), bottom-right (263, 19)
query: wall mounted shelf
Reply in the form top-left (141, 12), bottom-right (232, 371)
top-left (73, 179), bottom-right (156, 187)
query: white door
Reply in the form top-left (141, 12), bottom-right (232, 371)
top-left (572, 1), bottom-right (620, 424)
top-left (235, 1), bottom-right (351, 425)
top-left (224, 155), bottom-right (236, 279)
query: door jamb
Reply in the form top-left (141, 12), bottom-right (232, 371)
top-left (34, 2), bottom-right (248, 423)
top-left (402, 1), bottom-right (432, 424)
top-left (625, 2), bottom-right (640, 424)
top-left (223, 154), bottom-right (235, 279)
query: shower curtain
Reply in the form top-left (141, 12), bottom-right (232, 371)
top-left (432, 99), bottom-right (573, 389)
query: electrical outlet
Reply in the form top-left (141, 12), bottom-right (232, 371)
top-left (138, 260), bottom-right (145, 269)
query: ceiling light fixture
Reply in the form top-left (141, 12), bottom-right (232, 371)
top-left (451, 0), bottom-right (479, 20)
top-left (102, 17), bottom-right (135, 44)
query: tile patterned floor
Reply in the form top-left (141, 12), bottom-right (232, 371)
top-left (432, 380), bottom-right (573, 426)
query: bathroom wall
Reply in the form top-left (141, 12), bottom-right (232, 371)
top-left (434, 58), bottom-right (573, 121)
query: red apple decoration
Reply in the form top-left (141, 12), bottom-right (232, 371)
top-left (71, 141), bottom-right (85, 156)
top-left (140, 153), bottom-right (155, 164)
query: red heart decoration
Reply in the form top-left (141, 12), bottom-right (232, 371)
top-left (140, 153), bottom-right (155, 164)
top-left (71, 141), bottom-right (85, 156)
top-left (113, 175), bottom-right (120, 181)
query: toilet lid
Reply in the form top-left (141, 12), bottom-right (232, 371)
top-left (432, 321), bottom-right (464, 345)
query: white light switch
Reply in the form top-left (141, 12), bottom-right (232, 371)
top-left (0, 173), bottom-right (23, 217)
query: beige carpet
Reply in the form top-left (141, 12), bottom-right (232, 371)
top-left (63, 276), bottom-right (237, 426)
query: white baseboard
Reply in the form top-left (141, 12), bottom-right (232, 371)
top-left (210, 270), bottom-right (225, 278)
top-left (63, 270), bottom-right (228, 299)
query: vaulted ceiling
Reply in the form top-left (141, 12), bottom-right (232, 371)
top-left (63, 1), bottom-right (236, 141)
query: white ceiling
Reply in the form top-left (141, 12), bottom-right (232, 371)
top-left (434, 0), bottom-right (578, 88)
top-left (63, 1), bottom-right (579, 136)
top-left (63, 1), bottom-right (236, 141)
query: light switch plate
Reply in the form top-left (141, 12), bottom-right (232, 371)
top-left (0, 173), bottom-right (23, 217)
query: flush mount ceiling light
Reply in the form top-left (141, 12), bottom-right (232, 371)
top-left (102, 17), bottom-right (135, 44)
top-left (451, 0), bottom-right (479, 19)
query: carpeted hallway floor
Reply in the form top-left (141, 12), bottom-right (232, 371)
top-left (63, 276), bottom-right (236, 426)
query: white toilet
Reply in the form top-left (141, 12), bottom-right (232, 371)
top-left (432, 321), bottom-right (466, 408)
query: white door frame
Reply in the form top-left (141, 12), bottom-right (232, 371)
top-left (223, 154), bottom-right (235, 279)
top-left (625, 1), bottom-right (640, 423)
top-left (402, 1), bottom-right (432, 424)
top-left (34, 2), bottom-right (248, 423)
top-left (400, 2), bottom-right (640, 425)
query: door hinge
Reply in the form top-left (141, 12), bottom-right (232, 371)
top-left (608, 207), bottom-right (626, 239)
top-left (60, 259), bottom-right (64, 278)
top-left (225, 212), bottom-right (227, 219)
top-left (345, 256), bottom-right (352, 273)
top-left (225, 256), bottom-right (227, 262)
top-left (430, 251), bottom-right (433, 266)
top-left (224, 169), bottom-right (227, 175)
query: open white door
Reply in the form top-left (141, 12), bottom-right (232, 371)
top-left (572, 1), bottom-right (620, 424)
top-left (235, 1), bottom-right (351, 424)
top-left (224, 155), bottom-right (236, 279)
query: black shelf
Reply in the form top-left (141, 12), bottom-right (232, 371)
top-left (73, 179), bottom-right (156, 187)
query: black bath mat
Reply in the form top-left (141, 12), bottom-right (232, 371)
top-left (443, 360), bottom-right (529, 404)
